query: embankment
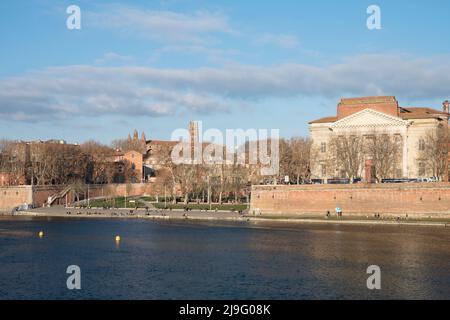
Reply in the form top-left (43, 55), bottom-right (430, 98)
top-left (0, 183), bottom-right (153, 212)
top-left (250, 183), bottom-right (450, 218)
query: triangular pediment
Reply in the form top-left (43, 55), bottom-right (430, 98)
top-left (330, 109), bottom-right (409, 130)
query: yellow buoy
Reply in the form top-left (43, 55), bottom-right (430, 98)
top-left (115, 235), bottom-right (121, 242)
top-left (38, 231), bottom-right (44, 238)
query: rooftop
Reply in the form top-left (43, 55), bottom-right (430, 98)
top-left (309, 96), bottom-right (449, 124)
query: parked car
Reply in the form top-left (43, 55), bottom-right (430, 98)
top-left (381, 178), bottom-right (410, 183)
top-left (16, 203), bottom-right (31, 211)
top-left (328, 178), bottom-right (350, 184)
top-left (416, 177), bottom-right (439, 183)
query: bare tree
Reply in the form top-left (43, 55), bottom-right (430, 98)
top-left (279, 137), bottom-right (312, 183)
top-left (364, 133), bottom-right (402, 182)
top-left (328, 134), bottom-right (364, 180)
top-left (211, 163), bottom-right (227, 204)
top-left (80, 141), bottom-right (116, 184)
top-left (172, 164), bottom-right (197, 204)
top-left (228, 163), bottom-right (249, 202)
top-left (0, 138), bottom-right (12, 153)
top-left (154, 145), bottom-right (179, 202)
top-left (29, 144), bottom-right (53, 185)
top-left (419, 126), bottom-right (449, 180)
top-left (125, 182), bottom-right (133, 208)
top-left (0, 140), bottom-right (27, 185)
top-left (104, 184), bottom-right (117, 207)
top-left (71, 179), bottom-right (86, 203)
top-left (111, 138), bottom-right (146, 154)
top-left (153, 167), bottom-right (175, 202)
top-left (0, 139), bottom-right (22, 184)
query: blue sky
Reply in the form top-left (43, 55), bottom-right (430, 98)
top-left (1, 0), bottom-right (450, 144)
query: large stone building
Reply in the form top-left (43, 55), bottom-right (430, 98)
top-left (309, 96), bottom-right (450, 182)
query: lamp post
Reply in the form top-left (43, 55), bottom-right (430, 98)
top-left (164, 186), bottom-right (167, 209)
top-left (207, 175), bottom-right (211, 210)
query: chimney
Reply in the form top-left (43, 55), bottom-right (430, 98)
top-left (443, 100), bottom-right (449, 113)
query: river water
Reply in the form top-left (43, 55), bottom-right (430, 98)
top-left (0, 217), bottom-right (449, 299)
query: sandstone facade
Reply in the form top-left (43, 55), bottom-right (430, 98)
top-left (309, 96), bottom-right (449, 181)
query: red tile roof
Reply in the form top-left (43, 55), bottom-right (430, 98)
top-left (399, 107), bottom-right (449, 120)
top-left (309, 101), bottom-right (449, 124)
top-left (309, 116), bottom-right (338, 124)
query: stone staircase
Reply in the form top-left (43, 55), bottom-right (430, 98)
top-left (46, 185), bottom-right (72, 207)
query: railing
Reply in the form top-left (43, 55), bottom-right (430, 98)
top-left (46, 185), bottom-right (72, 207)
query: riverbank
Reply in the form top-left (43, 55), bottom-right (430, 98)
top-left (5, 207), bottom-right (450, 228)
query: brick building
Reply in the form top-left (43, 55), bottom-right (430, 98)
top-left (111, 150), bottom-right (144, 183)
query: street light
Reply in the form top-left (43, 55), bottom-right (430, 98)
top-left (164, 186), bottom-right (167, 209)
top-left (207, 175), bottom-right (211, 210)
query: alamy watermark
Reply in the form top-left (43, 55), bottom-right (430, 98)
top-left (366, 265), bottom-right (381, 290)
top-left (170, 122), bottom-right (280, 176)
top-left (367, 5), bottom-right (381, 30)
top-left (66, 5), bottom-right (81, 30)
top-left (66, 265), bottom-right (81, 290)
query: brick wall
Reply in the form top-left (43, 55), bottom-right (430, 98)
top-left (86, 183), bottom-right (152, 199)
top-left (336, 96), bottom-right (399, 120)
top-left (0, 186), bottom-right (33, 212)
top-left (250, 183), bottom-right (450, 218)
top-left (57, 183), bottom-right (153, 205)
top-left (33, 185), bottom-right (67, 207)
top-left (337, 102), bottom-right (399, 119)
top-left (0, 183), bottom-right (154, 211)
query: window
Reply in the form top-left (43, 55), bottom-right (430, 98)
top-left (320, 142), bottom-right (326, 153)
top-left (364, 135), bottom-right (375, 144)
top-left (131, 163), bottom-right (136, 172)
top-left (419, 139), bottom-right (425, 151)
top-left (321, 164), bottom-right (327, 177)
top-left (418, 161), bottom-right (426, 176)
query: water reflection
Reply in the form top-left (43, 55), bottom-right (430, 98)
top-left (0, 218), bottom-right (449, 299)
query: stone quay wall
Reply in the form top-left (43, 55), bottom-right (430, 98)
top-left (250, 183), bottom-right (450, 218)
top-left (0, 186), bottom-right (34, 212)
top-left (0, 183), bottom-right (153, 212)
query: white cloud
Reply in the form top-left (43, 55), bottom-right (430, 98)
top-left (254, 34), bottom-right (300, 49)
top-left (95, 52), bottom-right (133, 65)
top-left (1, 54), bottom-right (449, 123)
top-left (149, 45), bottom-right (242, 64)
top-left (85, 5), bottom-right (232, 44)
